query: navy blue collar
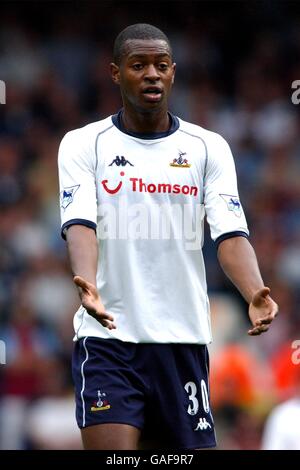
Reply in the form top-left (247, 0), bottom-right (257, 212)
top-left (111, 109), bottom-right (179, 139)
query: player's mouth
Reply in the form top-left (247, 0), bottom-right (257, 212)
top-left (141, 86), bottom-right (163, 102)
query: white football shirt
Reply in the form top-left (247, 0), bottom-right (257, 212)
top-left (58, 112), bottom-right (249, 344)
top-left (262, 398), bottom-right (300, 450)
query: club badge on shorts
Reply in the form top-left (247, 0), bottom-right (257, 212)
top-left (91, 389), bottom-right (111, 411)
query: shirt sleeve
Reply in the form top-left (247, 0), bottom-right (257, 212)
top-left (204, 133), bottom-right (249, 242)
top-left (58, 130), bottom-right (97, 239)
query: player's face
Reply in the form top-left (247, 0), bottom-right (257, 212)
top-left (111, 39), bottom-right (176, 113)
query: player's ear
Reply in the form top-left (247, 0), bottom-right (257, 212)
top-left (110, 63), bottom-right (120, 85)
top-left (171, 63), bottom-right (176, 84)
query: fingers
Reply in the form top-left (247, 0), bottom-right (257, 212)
top-left (248, 301), bottom-right (279, 336)
top-left (257, 299), bottom-right (279, 325)
top-left (73, 276), bottom-right (117, 330)
top-left (88, 311), bottom-right (117, 330)
top-left (101, 319), bottom-right (117, 330)
top-left (248, 324), bottom-right (270, 336)
top-left (95, 317), bottom-right (117, 330)
top-left (254, 312), bottom-right (275, 326)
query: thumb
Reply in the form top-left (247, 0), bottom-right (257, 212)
top-left (258, 286), bottom-right (270, 298)
top-left (252, 286), bottom-right (270, 304)
top-left (73, 275), bottom-right (93, 292)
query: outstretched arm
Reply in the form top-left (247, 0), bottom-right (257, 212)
top-left (66, 225), bottom-right (116, 330)
top-left (217, 236), bottom-right (278, 336)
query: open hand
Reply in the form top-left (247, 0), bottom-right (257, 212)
top-left (73, 275), bottom-right (116, 330)
top-left (248, 287), bottom-right (278, 336)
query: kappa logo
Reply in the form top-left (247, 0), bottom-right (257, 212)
top-left (169, 151), bottom-right (191, 168)
top-left (220, 194), bottom-right (242, 218)
top-left (109, 156), bottom-right (134, 167)
top-left (194, 417), bottom-right (212, 431)
top-left (60, 184), bottom-right (80, 210)
top-left (91, 389), bottom-right (111, 412)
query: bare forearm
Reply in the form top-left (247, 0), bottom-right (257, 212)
top-left (66, 225), bottom-right (98, 285)
top-left (217, 236), bottom-right (264, 304)
top-left (65, 225), bottom-right (115, 329)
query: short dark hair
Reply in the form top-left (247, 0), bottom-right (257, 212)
top-left (113, 23), bottom-right (172, 64)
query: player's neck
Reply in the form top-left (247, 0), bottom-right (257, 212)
top-left (121, 107), bottom-right (170, 134)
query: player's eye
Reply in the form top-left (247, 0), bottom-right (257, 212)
top-left (132, 63), bottom-right (143, 70)
top-left (158, 63), bottom-right (168, 71)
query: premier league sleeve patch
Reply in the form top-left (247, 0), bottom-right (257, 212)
top-left (60, 184), bottom-right (80, 210)
top-left (219, 194), bottom-right (242, 217)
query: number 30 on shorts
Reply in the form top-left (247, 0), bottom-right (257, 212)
top-left (184, 380), bottom-right (210, 415)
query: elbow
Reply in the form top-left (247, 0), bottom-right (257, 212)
top-left (217, 234), bottom-right (251, 261)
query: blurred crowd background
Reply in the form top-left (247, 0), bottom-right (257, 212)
top-left (0, 0), bottom-right (300, 450)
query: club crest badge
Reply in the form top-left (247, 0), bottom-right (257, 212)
top-left (91, 389), bottom-right (111, 412)
top-left (169, 151), bottom-right (191, 168)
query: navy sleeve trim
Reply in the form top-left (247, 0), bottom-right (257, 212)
top-left (61, 219), bottom-right (97, 240)
top-left (215, 231), bottom-right (249, 249)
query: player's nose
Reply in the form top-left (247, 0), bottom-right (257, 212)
top-left (144, 64), bottom-right (160, 81)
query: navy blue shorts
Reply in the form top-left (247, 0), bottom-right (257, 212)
top-left (72, 337), bottom-right (216, 449)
